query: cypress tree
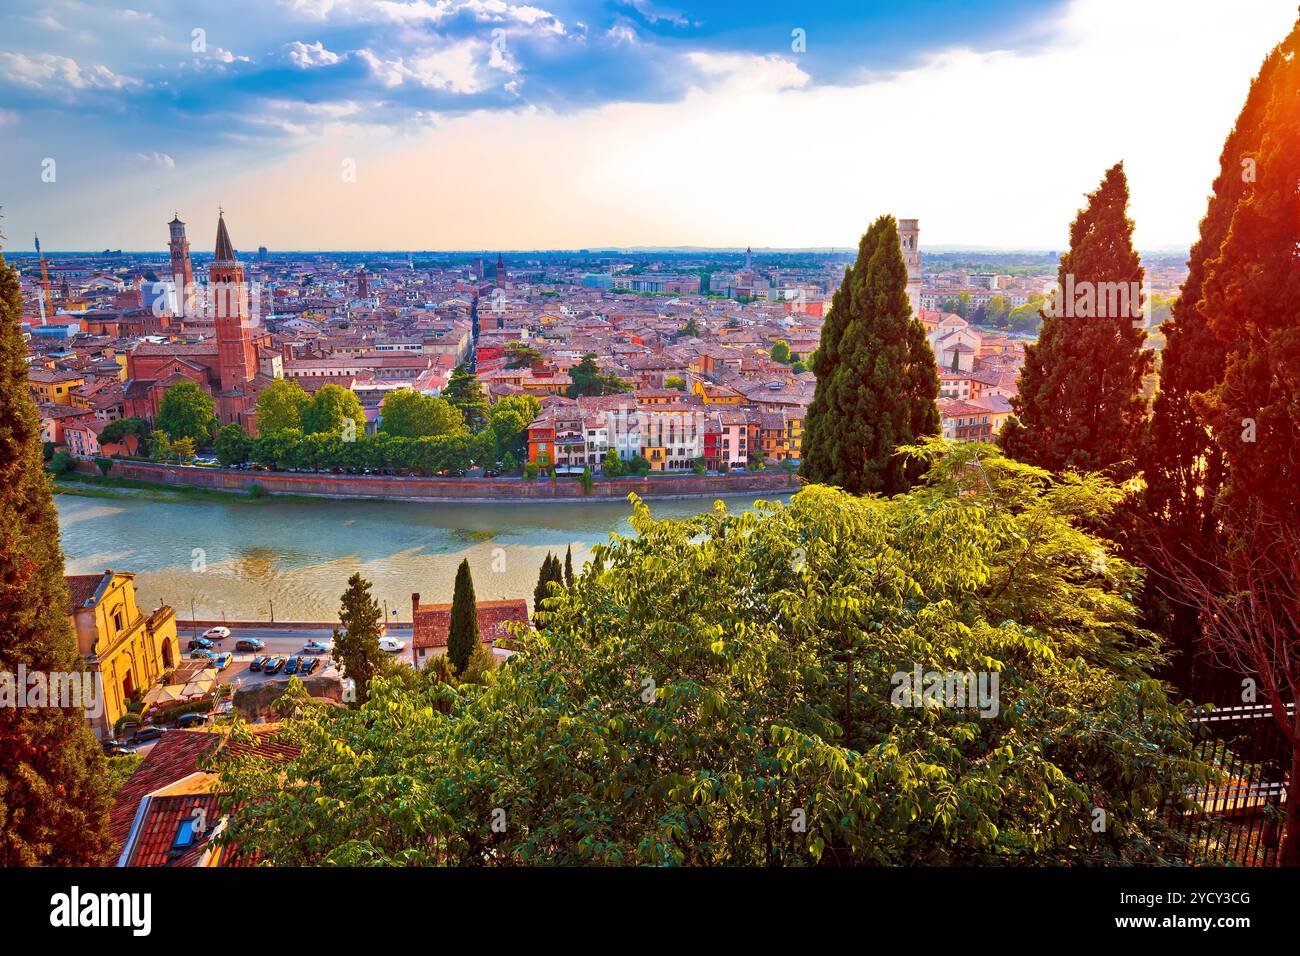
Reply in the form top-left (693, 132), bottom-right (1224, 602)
top-left (800, 215), bottom-right (939, 495)
top-left (1000, 164), bottom-right (1152, 478)
top-left (332, 572), bottom-right (384, 704)
top-left (1196, 20), bottom-right (1300, 523)
top-left (0, 253), bottom-right (114, 865)
top-left (564, 545), bottom-right (575, 588)
top-left (1139, 26), bottom-right (1289, 695)
top-left (533, 553), bottom-right (553, 616)
top-left (447, 559), bottom-right (479, 676)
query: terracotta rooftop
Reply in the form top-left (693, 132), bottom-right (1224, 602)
top-left (410, 595), bottom-right (530, 651)
top-left (109, 727), bottom-right (297, 859)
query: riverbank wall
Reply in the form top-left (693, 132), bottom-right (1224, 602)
top-left (71, 459), bottom-right (801, 502)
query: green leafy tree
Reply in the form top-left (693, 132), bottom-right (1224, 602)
top-left (664, 376), bottom-right (686, 391)
top-left (770, 340), bottom-right (792, 364)
top-left (447, 559), bottom-right (479, 676)
top-left (331, 573), bottom-right (386, 705)
top-left (800, 215), bottom-right (940, 496)
top-left (999, 164), bottom-right (1152, 480)
top-left (505, 342), bottom-right (544, 368)
top-left (255, 379), bottom-right (310, 434)
top-left (302, 384), bottom-right (364, 436)
top-left (99, 416), bottom-right (150, 446)
top-left (602, 448), bottom-right (624, 477)
top-left (380, 390), bottom-right (465, 439)
top-left (156, 380), bottom-right (216, 446)
top-left (252, 428), bottom-right (304, 470)
top-left (566, 353), bottom-right (632, 398)
top-left (0, 254), bottom-right (114, 865)
top-left (214, 424), bottom-right (252, 466)
top-left (211, 442), bottom-right (1208, 866)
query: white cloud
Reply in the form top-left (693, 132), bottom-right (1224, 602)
top-left (136, 151), bottom-right (175, 168)
top-left (358, 39), bottom-right (489, 93)
top-left (0, 52), bottom-right (141, 90)
top-left (287, 40), bottom-right (342, 68)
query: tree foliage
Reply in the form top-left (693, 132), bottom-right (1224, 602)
top-left (380, 390), bottom-right (466, 440)
top-left (255, 379), bottom-right (310, 434)
top-left (331, 573), bottom-right (387, 705)
top-left (999, 164), bottom-right (1151, 480)
top-left (801, 215), bottom-right (940, 495)
top-left (0, 254), bottom-right (114, 865)
top-left (156, 380), bottom-right (216, 446)
top-left (447, 559), bottom-right (479, 676)
top-left (301, 383), bottom-right (365, 436)
top-left (213, 442), bottom-right (1206, 866)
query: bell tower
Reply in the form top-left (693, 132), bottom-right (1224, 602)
top-left (210, 212), bottom-right (258, 397)
top-left (168, 214), bottom-right (194, 319)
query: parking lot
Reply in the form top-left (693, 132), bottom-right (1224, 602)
top-left (102, 625), bottom-right (417, 755)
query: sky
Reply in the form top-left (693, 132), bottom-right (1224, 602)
top-left (1, 0), bottom-right (1296, 253)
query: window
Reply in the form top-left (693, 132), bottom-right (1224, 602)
top-left (173, 818), bottom-right (196, 849)
top-left (113, 611), bottom-right (124, 633)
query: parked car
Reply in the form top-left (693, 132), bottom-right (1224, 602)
top-left (378, 637), bottom-right (406, 653)
top-left (101, 738), bottom-right (129, 754)
top-left (189, 648), bottom-right (217, 662)
top-left (132, 726), bottom-right (165, 744)
top-left (188, 636), bottom-right (213, 650)
top-left (211, 652), bottom-right (233, 670)
top-left (103, 744), bottom-right (134, 757)
top-left (249, 656), bottom-right (268, 672)
top-left (202, 626), bottom-right (231, 640)
top-left (236, 638), bottom-right (266, 652)
top-left (298, 657), bottom-right (320, 677)
top-left (176, 713), bottom-right (208, 729)
top-left (301, 640), bottom-right (329, 654)
top-left (284, 655), bottom-right (304, 676)
top-left (262, 656), bottom-right (285, 675)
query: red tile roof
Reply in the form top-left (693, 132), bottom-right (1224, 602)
top-left (109, 727), bottom-right (296, 858)
top-left (411, 596), bottom-right (529, 651)
top-left (65, 573), bottom-right (106, 613)
top-left (120, 792), bottom-right (226, 867)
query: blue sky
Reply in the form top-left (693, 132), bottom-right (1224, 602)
top-left (2, 0), bottom-right (1295, 250)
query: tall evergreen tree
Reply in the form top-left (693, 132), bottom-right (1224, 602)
top-left (0, 254), bottom-right (114, 865)
top-left (1000, 164), bottom-right (1151, 478)
top-left (331, 573), bottom-right (385, 704)
top-left (1139, 27), bottom-right (1289, 695)
top-left (533, 553), bottom-right (564, 619)
top-left (1196, 19), bottom-right (1300, 523)
top-left (442, 364), bottom-right (489, 431)
top-left (800, 215), bottom-right (939, 495)
top-left (447, 559), bottom-right (479, 676)
top-left (564, 545), bottom-right (575, 588)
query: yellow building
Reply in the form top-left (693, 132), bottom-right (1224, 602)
top-left (66, 570), bottom-right (179, 739)
top-left (27, 367), bottom-right (86, 404)
top-left (691, 381), bottom-right (745, 405)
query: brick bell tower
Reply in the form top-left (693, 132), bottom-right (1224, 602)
top-left (210, 211), bottom-right (259, 426)
top-left (167, 214), bottom-right (194, 320)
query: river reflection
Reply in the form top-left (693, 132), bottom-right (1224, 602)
top-left (56, 492), bottom-right (785, 622)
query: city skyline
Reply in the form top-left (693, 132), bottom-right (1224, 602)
top-left (3, 0), bottom-right (1297, 251)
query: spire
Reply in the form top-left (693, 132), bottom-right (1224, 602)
top-left (214, 211), bottom-right (235, 263)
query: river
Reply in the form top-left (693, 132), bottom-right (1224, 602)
top-left (55, 490), bottom-right (784, 622)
